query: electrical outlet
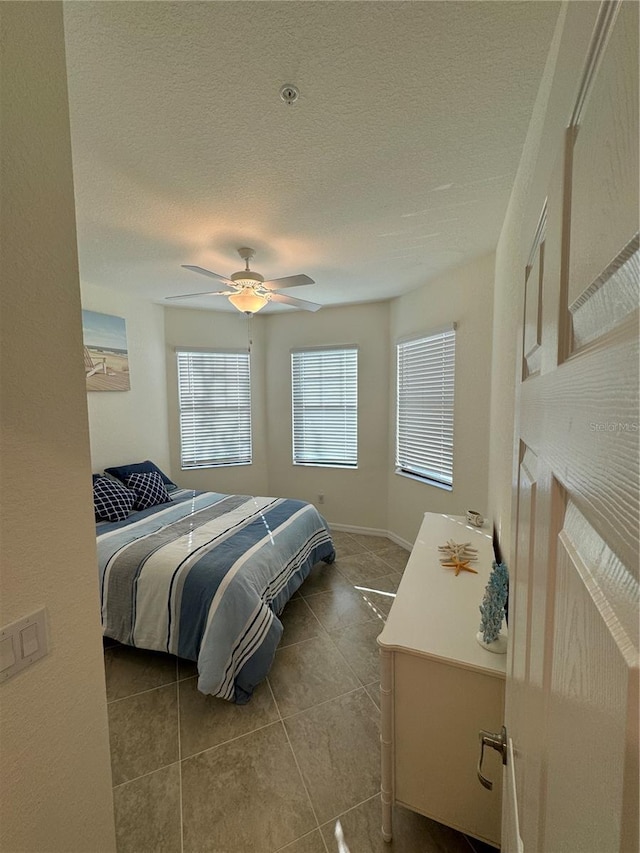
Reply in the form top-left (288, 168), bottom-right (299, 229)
top-left (318, 493), bottom-right (325, 504)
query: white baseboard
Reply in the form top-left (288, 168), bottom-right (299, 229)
top-left (385, 531), bottom-right (413, 551)
top-left (328, 522), bottom-right (413, 552)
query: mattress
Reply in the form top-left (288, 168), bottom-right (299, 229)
top-left (97, 489), bottom-right (335, 702)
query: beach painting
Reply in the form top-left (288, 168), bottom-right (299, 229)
top-left (82, 309), bottom-right (131, 391)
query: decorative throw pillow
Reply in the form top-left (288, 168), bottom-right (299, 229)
top-left (104, 460), bottom-right (177, 491)
top-left (93, 476), bottom-right (136, 523)
top-left (125, 471), bottom-right (171, 511)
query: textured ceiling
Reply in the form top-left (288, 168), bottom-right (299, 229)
top-left (63, 1), bottom-right (560, 313)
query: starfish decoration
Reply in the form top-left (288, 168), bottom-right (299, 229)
top-left (438, 539), bottom-right (478, 562)
top-left (440, 558), bottom-right (479, 577)
top-left (438, 539), bottom-right (479, 576)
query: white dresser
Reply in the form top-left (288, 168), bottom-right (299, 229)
top-left (377, 513), bottom-right (506, 847)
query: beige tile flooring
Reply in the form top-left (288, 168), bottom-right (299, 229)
top-left (105, 531), bottom-right (497, 853)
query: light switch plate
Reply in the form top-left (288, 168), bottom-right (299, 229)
top-left (20, 623), bottom-right (39, 657)
top-left (0, 636), bottom-right (16, 672)
top-left (0, 608), bottom-right (48, 683)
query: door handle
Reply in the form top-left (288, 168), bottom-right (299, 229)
top-left (477, 726), bottom-right (507, 790)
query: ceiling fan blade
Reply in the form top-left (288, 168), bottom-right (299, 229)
top-left (181, 265), bottom-right (235, 287)
top-left (261, 274), bottom-right (315, 290)
top-left (269, 292), bottom-right (322, 312)
top-left (165, 290), bottom-right (231, 301)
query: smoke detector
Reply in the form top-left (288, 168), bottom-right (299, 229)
top-left (280, 84), bottom-right (299, 105)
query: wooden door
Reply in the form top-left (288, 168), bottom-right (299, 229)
top-left (505, 2), bottom-right (639, 851)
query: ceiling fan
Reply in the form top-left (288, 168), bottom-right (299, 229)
top-left (167, 247), bottom-right (321, 314)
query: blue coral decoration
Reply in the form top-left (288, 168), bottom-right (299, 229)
top-left (479, 561), bottom-right (509, 644)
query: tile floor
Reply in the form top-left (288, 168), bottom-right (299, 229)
top-left (104, 530), bottom-right (497, 853)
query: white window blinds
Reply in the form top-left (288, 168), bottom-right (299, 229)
top-left (176, 350), bottom-right (251, 469)
top-left (291, 347), bottom-right (358, 467)
top-left (396, 328), bottom-right (456, 487)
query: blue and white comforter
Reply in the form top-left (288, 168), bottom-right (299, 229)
top-left (97, 489), bottom-right (335, 703)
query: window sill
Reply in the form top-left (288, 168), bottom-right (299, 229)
top-left (181, 461), bottom-right (252, 470)
top-left (395, 469), bottom-right (453, 491)
top-left (293, 462), bottom-right (358, 470)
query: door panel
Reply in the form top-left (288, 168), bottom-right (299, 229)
top-left (512, 444), bottom-right (538, 689)
top-left (567, 0), bottom-right (639, 308)
top-left (509, 443), bottom-right (541, 851)
top-left (520, 312), bottom-right (639, 573)
top-left (544, 502), bottom-right (635, 852)
top-left (569, 235), bottom-right (639, 351)
top-left (523, 235), bottom-right (544, 379)
top-left (506, 3), bottom-right (639, 851)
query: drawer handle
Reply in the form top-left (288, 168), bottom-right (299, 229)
top-left (477, 726), bottom-right (507, 790)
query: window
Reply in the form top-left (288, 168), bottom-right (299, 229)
top-left (176, 349), bottom-right (251, 469)
top-left (396, 326), bottom-right (456, 488)
top-left (291, 347), bottom-right (358, 467)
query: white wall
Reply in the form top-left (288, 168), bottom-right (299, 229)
top-left (162, 269), bottom-right (495, 545)
top-left (164, 306), bottom-right (270, 495)
top-left (0, 4), bottom-right (116, 850)
top-left (388, 253), bottom-right (495, 545)
top-left (82, 283), bottom-right (171, 478)
top-left (488, 1), bottom-right (600, 560)
top-left (264, 302), bottom-right (390, 530)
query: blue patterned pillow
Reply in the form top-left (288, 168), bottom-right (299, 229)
top-left (93, 476), bottom-right (136, 522)
top-left (105, 461), bottom-right (177, 491)
top-left (125, 471), bottom-right (171, 511)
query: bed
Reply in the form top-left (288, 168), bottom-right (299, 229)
top-left (96, 484), bottom-right (335, 703)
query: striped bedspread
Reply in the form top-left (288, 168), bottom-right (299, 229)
top-left (97, 489), bottom-right (335, 703)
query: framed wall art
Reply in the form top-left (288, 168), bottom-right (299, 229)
top-left (82, 309), bottom-right (130, 391)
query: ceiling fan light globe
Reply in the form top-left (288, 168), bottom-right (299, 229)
top-left (228, 290), bottom-right (268, 314)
